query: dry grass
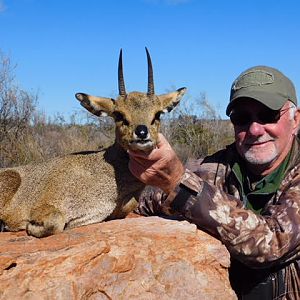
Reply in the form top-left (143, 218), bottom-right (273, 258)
top-left (161, 92), bottom-right (234, 162)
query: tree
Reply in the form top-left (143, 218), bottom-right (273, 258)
top-left (0, 51), bottom-right (37, 167)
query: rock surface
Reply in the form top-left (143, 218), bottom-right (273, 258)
top-left (0, 216), bottom-right (236, 299)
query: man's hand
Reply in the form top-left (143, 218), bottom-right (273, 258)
top-left (128, 133), bottom-right (185, 194)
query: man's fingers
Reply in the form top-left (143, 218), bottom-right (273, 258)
top-left (129, 158), bottom-right (144, 178)
top-left (128, 149), bottom-right (149, 159)
top-left (129, 158), bottom-right (157, 184)
top-left (128, 148), bottom-right (164, 162)
top-left (157, 133), bottom-right (168, 148)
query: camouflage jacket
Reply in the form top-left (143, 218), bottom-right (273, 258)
top-left (136, 137), bottom-right (300, 298)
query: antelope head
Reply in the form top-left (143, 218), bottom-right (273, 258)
top-left (75, 48), bottom-right (186, 152)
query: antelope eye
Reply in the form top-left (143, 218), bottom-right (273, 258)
top-left (151, 111), bottom-right (162, 125)
top-left (113, 112), bottom-right (129, 125)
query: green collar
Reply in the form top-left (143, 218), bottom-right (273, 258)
top-left (232, 149), bottom-right (292, 214)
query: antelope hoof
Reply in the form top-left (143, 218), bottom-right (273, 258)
top-left (26, 209), bottom-right (65, 238)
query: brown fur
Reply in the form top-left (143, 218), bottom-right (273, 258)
top-left (0, 87), bottom-right (186, 237)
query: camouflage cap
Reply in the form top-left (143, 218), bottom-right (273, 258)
top-left (226, 66), bottom-right (298, 116)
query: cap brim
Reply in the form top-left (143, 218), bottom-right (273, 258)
top-left (226, 90), bottom-right (286, 116)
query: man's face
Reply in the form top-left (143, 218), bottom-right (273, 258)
top-left (231, 99), bottom-right (300, 175)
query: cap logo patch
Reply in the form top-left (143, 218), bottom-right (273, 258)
top-left (232, 70), bottom-right (274, 91)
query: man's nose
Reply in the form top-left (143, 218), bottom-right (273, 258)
top-left (247, 121), bottom-right (266, 136)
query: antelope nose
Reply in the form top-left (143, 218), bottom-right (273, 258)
top-left (135, 125), bottom-right (148, 139)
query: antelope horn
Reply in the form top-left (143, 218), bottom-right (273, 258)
top-left (118, 49), bottom-right (126, 96)
top-left (145, 47), bottom-right (154, 95)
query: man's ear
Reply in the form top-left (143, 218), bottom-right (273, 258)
top-left (75, 93), bottom-right (115, 117)
top-left (293, 107), bottom-right (300, 135)
top-left (158, 87), bottom-right (187, 113)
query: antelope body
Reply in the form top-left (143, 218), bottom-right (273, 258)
top-left (0, 49), bottom-right (186, 237)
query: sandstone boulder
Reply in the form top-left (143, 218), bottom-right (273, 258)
top-left (0, 216), bottom-right (236, 299)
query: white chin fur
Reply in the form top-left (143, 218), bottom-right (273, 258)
top-left (129, 141), bottom-right (154, 152)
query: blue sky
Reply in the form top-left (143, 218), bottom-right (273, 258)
top-left (0, 0), bottom-right (300, 119)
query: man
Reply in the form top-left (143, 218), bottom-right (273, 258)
top-left (128, 66), bottom-right (300, 299)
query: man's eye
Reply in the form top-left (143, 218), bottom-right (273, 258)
top-left (113, 112), bottom-right (129, 125)
top-left (151, 111), bottom-right (162, 125)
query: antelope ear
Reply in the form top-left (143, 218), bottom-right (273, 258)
top-left (75, 93), bottom-right (115, 117)
top-left (158, 87), bottom-right (187, 113)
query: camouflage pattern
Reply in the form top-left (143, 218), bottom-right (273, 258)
top-left (136, 138), bottom-right (300, 299)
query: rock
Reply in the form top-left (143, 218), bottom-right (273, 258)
top-left (0, 216), bottom-right (236, 299)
